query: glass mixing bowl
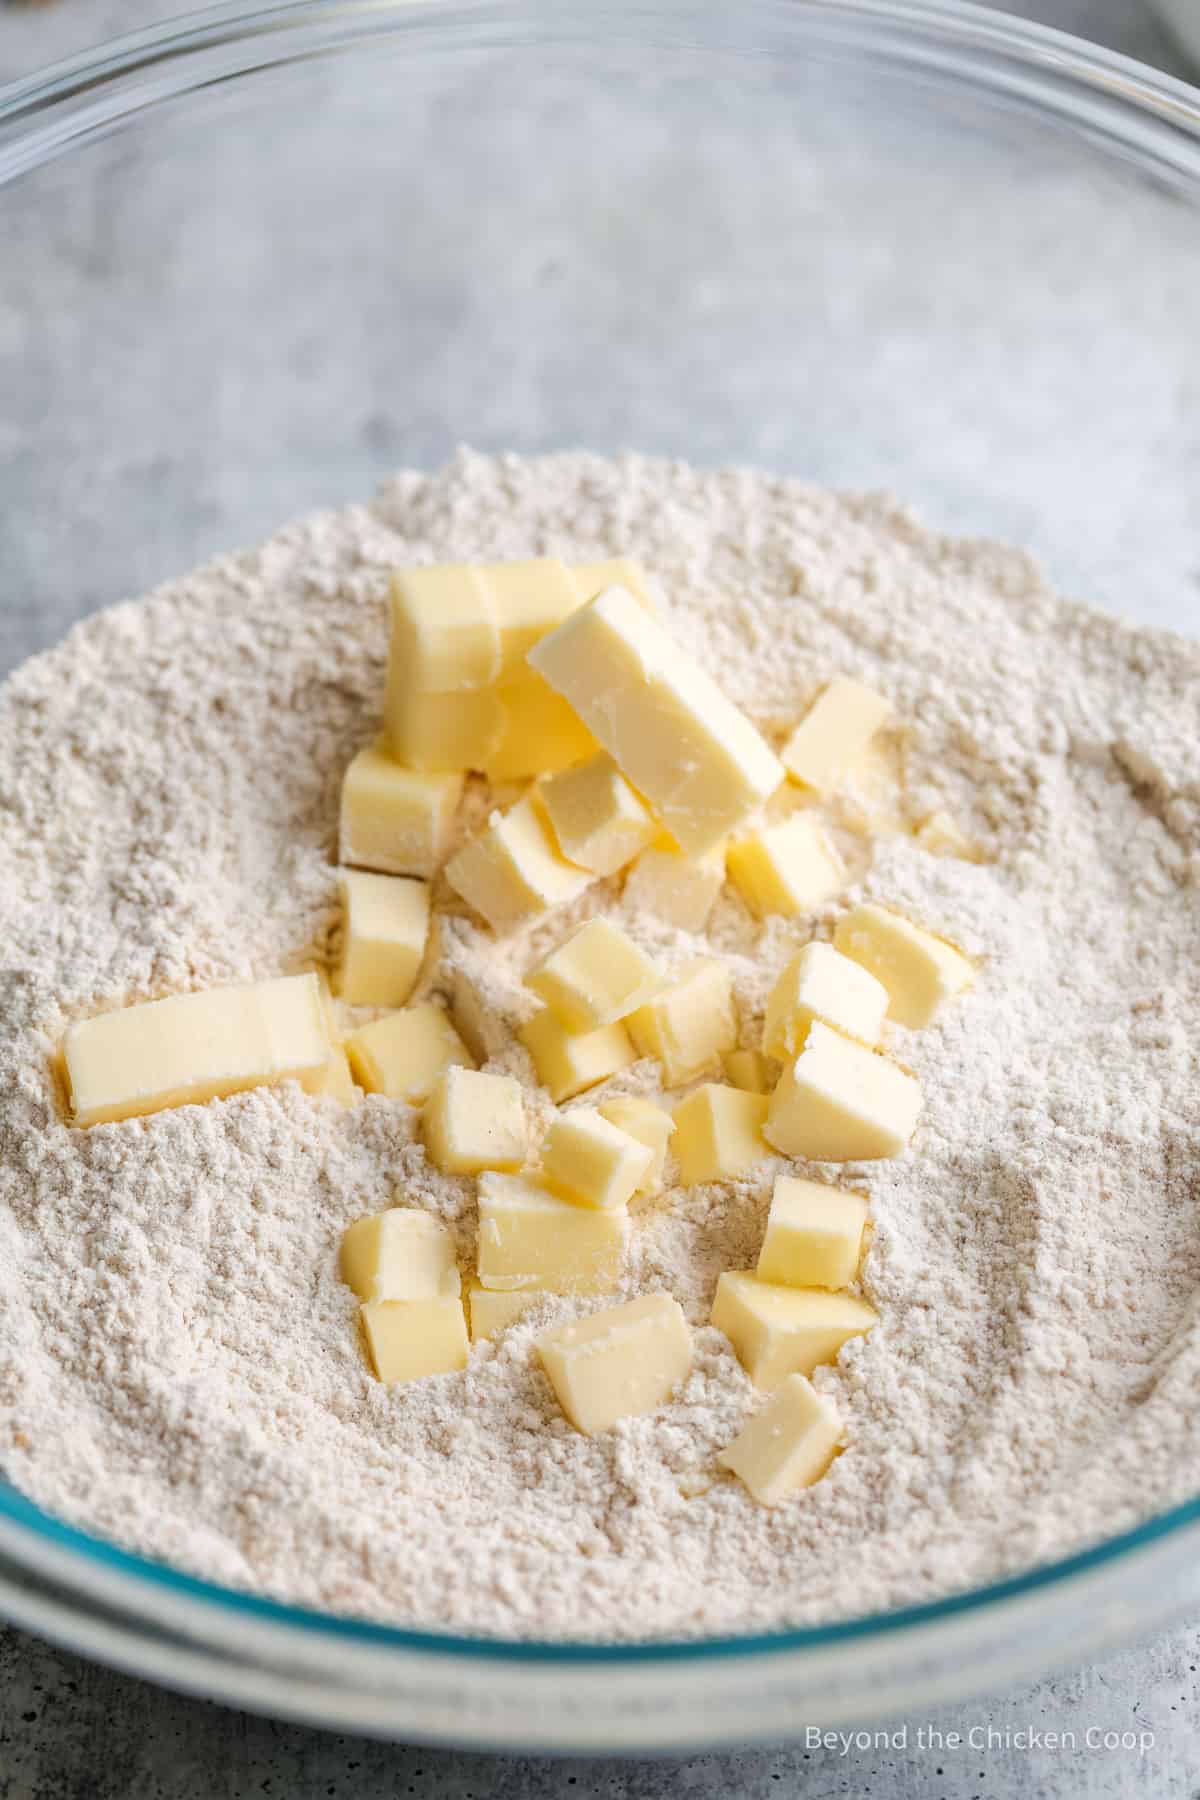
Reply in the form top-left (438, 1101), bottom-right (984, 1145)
top-left (1, 0), bottom-right (1199, 1752)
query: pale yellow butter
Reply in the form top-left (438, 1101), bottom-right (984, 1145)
top-left (572, 557), bottom-right (661, 614)
top-left (597, 1096), bottom-right (675, 1195)
top-left (346, 1002), bottom-right (473, 1103)
top-left (388, 565), bottom-right (499, 692)
top-left (761, 940), bottom-right (889, 1062)
top-left (518, 1008), bottom-right (635, 1104)
top-left (539, 752), bottom-right (658, 877)
top-left (483, 557), bottom-right (582, 670)
top-left (781, 676), bottom-right (892, 794)
top-left (484, 665), bottom-right (598, 780)
top-left (467, 1283), bottom-right (541, 1342)
top-left (765, 1021), bottom-right (921, 1161)
top-left (711, 1270), bottom-right (877, 1388)
top-left (64, 972), bottom-right (330, 1128)
top-left (528, 586), bottom-right (784, 855)
top-left (540, 1107), bottom-right (654, 1210)
top-left (719, 1374), bottom-right (842, 1504)
top-left (339, 741), bottom-right (463, 879)
top-left (313, 1043), bottom-right (361, 1108)
top-left (672, 1084), bottom-right (771, 1185)
top-left (476, 1171), bottom-right (626, 1294)
top-left (526, 917), bottom-right (662, 1031)
top-left (337, 869), bottom-right (430, 1008)
top-left (383, 684), bottom-right (504, 773)
top-left (626, 958), bottom-right (737, 1086)
top-left (726, 814), bottom-right (844, 920)
top-left (360, 1296), bottom-right (469, 1384)
top-left (722, 1049), bottom-right (776, 1095)
top-left (445, 792), bottom-right (591, 933)
top-left (422, 1065), bottom-right (527, 1175)
top-left (536, 1293), bottom-right (691, 1435)
top-left (834, 902), bottom-right (975, 1029)
top-left (340, 1207), bottom-right (460, 1302)
top-left (757, 1175), bottom-right (868, 1290)
top-left (622, 839), bottom-right (727, 932)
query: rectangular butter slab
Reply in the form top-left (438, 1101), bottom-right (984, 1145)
top-left (445, 792), bottom-right (591, 933)
top-left (339, 741), bottom-right (464, 879)
top-left (64, 972), bottom-right (329, 1127)
top-left (833, 902), bottom-right (975, 1030)
top-left (765, 1021), bottom-right (921, 1162)
top-left (346, 1002), bottom-right (473, 1104)
top-left (476, 1171), bottom-right (626, 1294)
top-left (537, 1292), bottom-right (691, 1435)
top-left (526, 917), bottom-right (662, 1032)
top-left (468, 1284), bottom-right (542, 1342)
top-left (711, 1270), bottom-right (877, 1388)
top-left (781, 676), bottom-right (892, 794)
top-left (337, 869), bottom-right (431, 1008)
top-left (528, 586), bottom-right (784, 856)
top-left (757, 1175), bottom-right (868, 1290)
top-left (719, 1374), bottom-right (842, 1504)
top-left (360, 1296), bottom-right (469, 1384)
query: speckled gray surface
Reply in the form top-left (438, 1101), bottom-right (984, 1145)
top-left (2, 1), bottom-right (1200, 1794)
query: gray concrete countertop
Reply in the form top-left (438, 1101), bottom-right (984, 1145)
top-left (1, 2), bottom-right (1199, 1795)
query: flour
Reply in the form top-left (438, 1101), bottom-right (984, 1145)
top-left (0, 448), bottom-right (1198, 1641)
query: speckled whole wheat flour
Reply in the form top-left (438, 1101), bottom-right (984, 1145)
top-left (1, 449), bottom-right (1198, 1641)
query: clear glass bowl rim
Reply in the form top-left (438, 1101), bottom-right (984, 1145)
top-left (1, 0), bottom-right (1199, 1676)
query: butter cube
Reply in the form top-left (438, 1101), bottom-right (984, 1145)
top-left (781, 676), bottom-right (892, 794)
top-left (340, 1207), bottom-right (460, 1301)
top-left (384, 685), bottom-right (504, 773)
top-left (673, 1083), bottom-right (771, 1185)
top-left (447, 967), bottom-right (512, 1065)
top-left (360, 1296), bottom-right (469, 1384)
top-left (765, 1021), bottom-right (921, 1161)
top-left (484, 666), bottom-right (598, 780)
top-left (64, 972), bottom-right (330, 1127)
top-left (627, 958), bottom-right (737, 1086)
top-left (539, 752), bottom-right (657, 877)
top-left (346, 1002), bottom-right (473, 1103)
top-left (622, 839), bottom-right (726, 932)
top-left (483, 558), bottom-right (583, 670)
top-left (526, 918), bottom-right (662, 1031)
top-left (337, 870), bottom-right (430, 1008)
top-left (762, 940), bottom-right (889, 1061)
top-left (467, 1284), bottom-right (541, 1341)
top-left (422, 1066), bottom-right (527, 1175)
top-left (719, 1374), bottom-right (842, 1504)
top-left (722, 1049), bottom-right (775, 1094)
top-left (833, 903), bottom-right (976, 1029)
top-left (528, 586), bottom-right (784, 855)
top-left (914, 810), bottom-right (980, 862)
top-left (476, 1171), bottom-right (626, 1294)
top-left (445, 792), bottom-right (591, 933)
top-left (536, 1293), bottom-right (691, 1434)
top-left (339, 741), bottom-right (463, 879)
top-left (597, 1096), bottom-right (675, 1195)
top-left (711, 1270), bottom-right (877, 1387)
top-left (573, 558), bottom-right (661, 614)
top-left (726, 815), bottom-right (844, 920)
top-left (388, 565), bottom-right (499, 691)
top-left (540, 1107), bottom-right (654, 1210)
top-left (313, 1043), bottom-right (361, 1108)
top-left (518, 1009), bottom-right (635, 1103)
top-left (757, 1175), bottom-right (868, 1290)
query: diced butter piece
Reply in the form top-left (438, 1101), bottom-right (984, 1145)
top-left (762, 940), bottom-right (889, 1062)
top-left (340, 1207), bottom-right (460, 1302)
top-left (384, 685), bottom-right (504, 773)
top-left (536, 1293), bottom-right (691, 1434)
top-left (539, 752), bottom-right (657, 877)
top-left (914, 809), bottom-right (980, 862)
top-left (339, 741), bottom-right (463, 878)
top-left (388, 565), bottom-right (499, 692)
top-left (313, 1043), bottom-right (361, 1108)
top-left (526, 918), bottom-right (662, 1031)
top-left (422, 1066), bottom-right (526, 1175)
top-left (573, 557), bottom-right (661, 614)
top-left (765, 1021), bottom-right (921, 1162)
top-left (726, 815), bottom-right (844, 920)
top-left (722, 1049), bottom-right (776, 1094)
top-left (541, 1107), bottom-right (654, 1210)
top-left (673, 1083), bottom-right (771, 1185)
top-left (711, 1271), bottom-right (877, 1387)
top-left (528, 586), bottom-right (784, 855)
top-left (597, 1096), bottom-right (675, 1195)
top-left (518, 1009), bottom-right (635, 1104)
top-left (64, 973), bottom-right (330, 1128)
top-left (622, 839), bottom-right (726, 932)
top-left (483, 666), bottom-right (598, 780)
top-left (833, 903), bottom-right (976, 1029)
top-left (467, 1283), bottom-right (541, 1342)
top-left (346, 1002), bottom-right (473, 1103)
top-left (626, 958), bottom-right (737, 1086)
top-left (447, 967), bottom-right (511, 1065)
top-left (337, 869), bottom-right (430, 1008)
top-left (483, 558), bottom-right (582, 670)
top-left (476, 1171), bottom-right (626, 1294)
top-left (719, 1374), bottom-right (842, 1504)
top-left (781, 676), bottom-right (892, 794)
top-left (445, 792), bottom-right (591, 933)
top-left (757, 1175), bottom-right (868, 1290)
top-left (360, 1296), bottom-right (469, 1384)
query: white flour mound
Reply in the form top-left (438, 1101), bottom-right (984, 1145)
top-left (0, 449), bottom-right (1198, 1642)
